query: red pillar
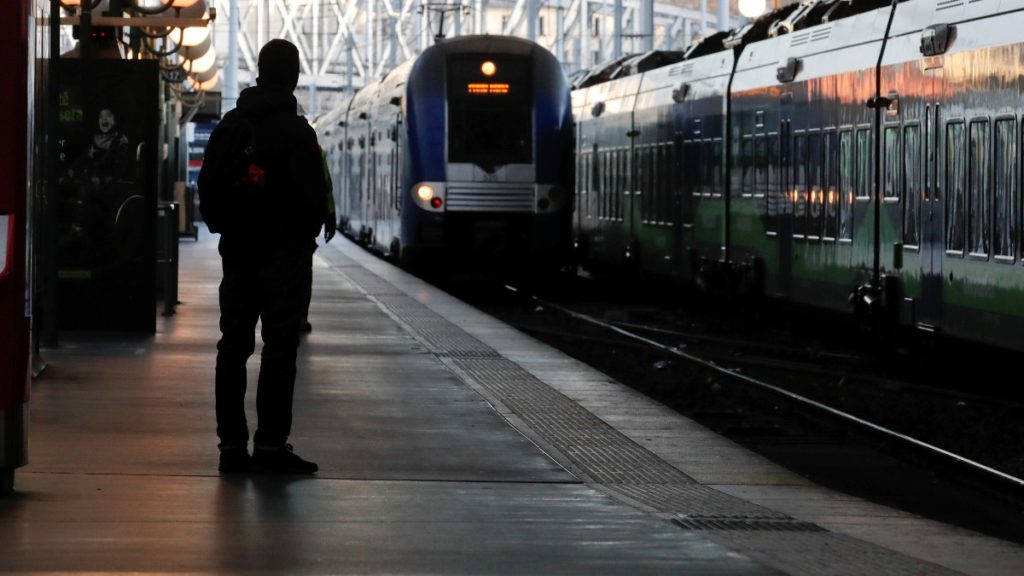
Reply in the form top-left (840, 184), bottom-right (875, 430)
top-left (0, 0), bottom-right (32, 491)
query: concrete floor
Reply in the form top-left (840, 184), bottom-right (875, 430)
top-left (0, 229), bottom-right (774, 574)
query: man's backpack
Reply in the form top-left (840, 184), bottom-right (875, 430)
top-left (197, 112), bottom-right (267, 234)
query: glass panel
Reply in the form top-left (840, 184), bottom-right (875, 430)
top-left (637, 146), bottom-right (648, 222)
top-left (808, 132), bottom-right (822, 237)
top-left (741, 136), bottom-right (753, 196)
top-left (647, 146), bottom-right (656, 223)
top-left (968, 121), bottom-right (990, 256)
top-left (884, 126), bottom-right (900, 200)
top-left (994, 119), bottom-right (1016, 258)
top-left (793, 135), bottom-right (806, 236)
top-left (619, 148), bottom-right (627, 220)
top-left (754, 135), bottom-right (767, 198)
top-left (856, 128), bottom-right (871, 199)
top-left (903, 125), bottom-right (921, 246)
top-left (712, 139), bottom-right (723, 197)
top-left (839, 130), bottom-right (854, 240)
top-left (766, 133), bottom-right (780, 233)
top-left (660, 144), bottom-right (671, 223)
top-left (946, 122), bottom-right (966, 252)
top-left (604, 151), bottom-right (611, 219)
top-left (824, 131), bottom-right (838, 239)
top-left (447, 56), bottom-right (533, 166)
top-left (684, 140), bottom-right (700, 223)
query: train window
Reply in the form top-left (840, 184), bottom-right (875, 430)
top-left (754, 135), bottom-right (767, 199)
top-left (607, 149), bottom-right (614, 221)
top-left (946, 121), bottom-right (967, 254)
top-left (613, 149), bottom-right (621, 221)
top-left (711, 139), bottom-right (723, 198)
top-left (994, 118), bottom-right (1016, 260)
top-left (766, 132), bottom-right (781, 235)
top-left (652, 145), bottom-right (660, 224)
top-left (618, 148), bottom-right (624, 221)
top-left (447, 56), bottom-right (533, 168)
top-left (740, 136), bottom-right (754, 197)
top-left (624, 148), bottom-right (631, 221)
top-left (699, 141), bottom-right (710, 197)
top-left (823, 130), bottom-right (838, 241)
top-left (591, 154), bottom-right (598, 218)
top-left (925, 105), bottom-right (937, 201)
top-left (793, 133), bottom-right (807, 238)
top-left (808, 132), bottom-right (822, 240)
top-left (855, 128), bottom-right (871, 200)
top-left (643, 145), bottom-right (651, 222)
top-left (661, 143), bottom-right (673, 225)
top-left (883, 126), bottom-right (900, 202)
top-left (839, 129), bottom-right (854, 240)
top-left (582, 153), bottom-right (589, 218)
top-left (603, 150), bottom-right (610, 220)
top-left (903, 124), bottom-right (922, 247)
top-left (968, 120), bottom-right (991, 257)
top-left (676, 135), bottom-right (691, 226)
top-left (649, 146), bottom-right (658, 223)
top-left (684, 139), bottom-right (701, 203)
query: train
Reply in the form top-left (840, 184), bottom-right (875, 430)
top-left (315, 35), bottom-right (574, 273)
top-left (571, 0), bottom-right (1024, 352)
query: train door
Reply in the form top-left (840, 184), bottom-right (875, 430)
top-left (389, 112), bottom-right (403, 255)
top-left (777, 93), bottom-right (794, 298)
top-left (919, 101), bottom-right (943, 327)
top-left (626, 110), bottom-right (639, 259)
top-left (672, 131), bottom-right (691, 277)
top-left (366, 124), bottom-right (376, 242)
top-left (392, 113), bottom-right (403, 215)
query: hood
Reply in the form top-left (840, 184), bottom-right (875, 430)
top-left (236, 85), bottom-right (297, 118)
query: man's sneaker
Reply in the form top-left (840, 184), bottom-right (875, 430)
top-left (251, 444), bottom-right (318, 474)
top-left (219, 448), bottom-right (251, 473)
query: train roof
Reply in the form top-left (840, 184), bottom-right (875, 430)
top-left (425, 34), bottom-right (543, 57)
top-left (572, 0), bottom-right (912, 89)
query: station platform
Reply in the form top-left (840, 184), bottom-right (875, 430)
top-left (2, 228), bottom-right (1021, 575)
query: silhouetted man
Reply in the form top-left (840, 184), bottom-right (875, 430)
top-left (199, 39), bottom-right (334, 474)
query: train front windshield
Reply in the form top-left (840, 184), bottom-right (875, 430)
top-left (447, 56), bottom-right (533, 171)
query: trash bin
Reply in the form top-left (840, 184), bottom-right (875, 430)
top-left (156, 201), bottom-right (179, 316)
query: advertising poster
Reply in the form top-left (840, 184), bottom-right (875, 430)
top-left (55, 59), bottom-right (159, 332)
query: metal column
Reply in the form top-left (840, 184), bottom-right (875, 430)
top-left (613, 0), bottom-right (622, 58)
top-left (224, 0), bottom-right (239, 111)
top-left (640, 0), bottom-right (653, 52)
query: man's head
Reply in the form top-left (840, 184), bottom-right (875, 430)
top-left (257, 39), bottom-right (300, 92)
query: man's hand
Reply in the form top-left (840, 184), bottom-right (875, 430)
top-left (324, 220), bottom-right (336, 243)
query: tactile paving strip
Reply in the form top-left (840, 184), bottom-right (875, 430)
top-left (326, 251), bottom-right (787, 522)
top-left (322, 247), bottom-right (964, 575)
top-left (706, 531), bottom-right (964, 576)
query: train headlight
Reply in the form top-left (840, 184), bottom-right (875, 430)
top-left (417, 185), bottom-right (434, 201)
top-left (481, 61), bottom-right (497, 77)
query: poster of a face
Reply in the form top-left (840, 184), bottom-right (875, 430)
top-left (56, 59), bottom-right (159, 332)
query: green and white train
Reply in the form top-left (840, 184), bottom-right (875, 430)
top-left (572, 0), bottom-right (1024, 351)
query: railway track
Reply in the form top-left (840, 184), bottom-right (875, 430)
top-left (441, 276), bottom-right (1024, 542)
top-left (523, 290), bottom-right (1024, 492)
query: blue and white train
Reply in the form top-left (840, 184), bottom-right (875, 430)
top-left (316, 35), bottom-right (574, 272)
